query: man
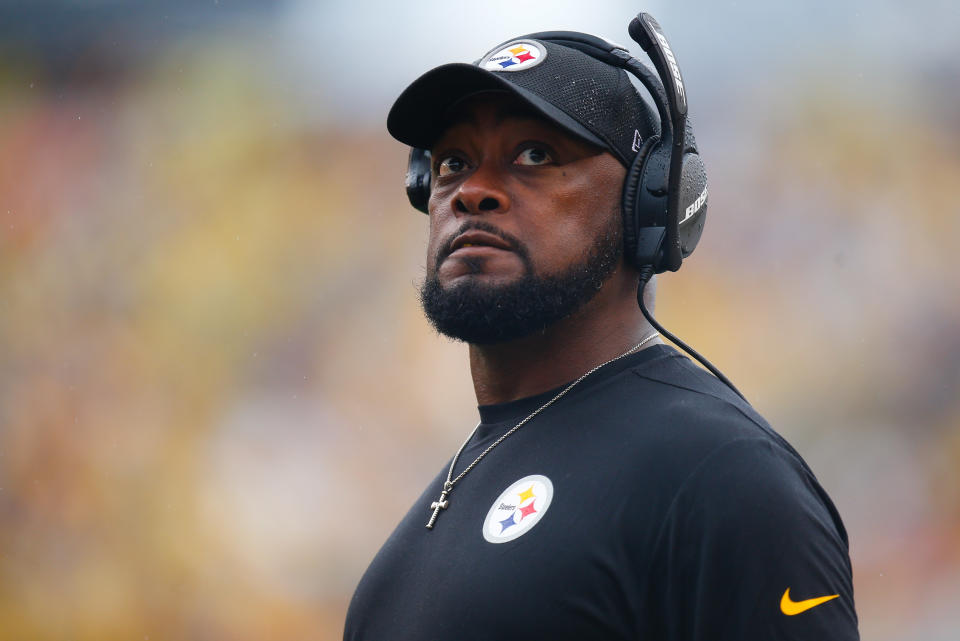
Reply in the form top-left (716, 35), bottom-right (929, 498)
top-left (344, 17), bottom-right (858, 641)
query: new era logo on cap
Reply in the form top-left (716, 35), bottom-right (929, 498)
top-left (479, 40), bottom-right (547, 72)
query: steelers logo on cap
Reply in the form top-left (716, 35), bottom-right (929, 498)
top-left (479, 40), bottom-right (547, 72)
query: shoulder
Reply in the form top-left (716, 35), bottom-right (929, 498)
top-left (627, 345), bottom-right (772, 435)
top-left (585, 346), bottom-right (848, 542)
top-left (567, 345), bottom-right (846, 534)
top-left (623, 347), bottom-right (842, 518)
top-left (591, 346), bottom-right (802, 469)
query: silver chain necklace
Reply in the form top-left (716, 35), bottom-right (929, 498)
top-left (425, 332), bottom-right (660, 529)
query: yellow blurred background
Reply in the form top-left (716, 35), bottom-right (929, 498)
top-left (1, 1), bottom-right (958, 639)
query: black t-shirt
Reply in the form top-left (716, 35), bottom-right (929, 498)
top-left (344, 345), bottom-right (859, 640)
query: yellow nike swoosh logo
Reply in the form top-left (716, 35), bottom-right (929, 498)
top-left (780, 588), bottom-right (839, 615)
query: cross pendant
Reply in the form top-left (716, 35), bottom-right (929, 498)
top-left (425, 481), bottom-right (454, 529)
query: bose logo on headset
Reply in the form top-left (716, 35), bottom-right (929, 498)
top-left (654, 32), bottom-right (685, 109)
top-left (681, 186), bottom-right (707, 225)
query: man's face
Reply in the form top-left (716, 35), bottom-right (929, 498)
top-left (419, 93), bottom-right (627, 344)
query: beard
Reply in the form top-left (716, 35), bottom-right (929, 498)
top-left (419, 215), bottom-right (623, 345)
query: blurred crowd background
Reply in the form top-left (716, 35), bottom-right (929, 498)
top-left (1, 0), bottom-right (958, 639)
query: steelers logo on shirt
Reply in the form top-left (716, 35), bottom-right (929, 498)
top-left (482, 474), bottom-right (553, 543)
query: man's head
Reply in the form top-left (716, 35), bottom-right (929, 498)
top-left (387, 35), bottom-right (661, 344)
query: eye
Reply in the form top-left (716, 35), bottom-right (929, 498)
top-left (436, 155), bottom-right (468, 177)
top-left (514, 146), bottom-right (553, 166)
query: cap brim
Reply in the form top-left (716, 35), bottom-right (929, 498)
top-left (387, 63), bottom-right (607, 151)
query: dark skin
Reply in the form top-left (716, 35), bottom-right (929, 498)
top-left (427, 93), bottom-right (660, 405)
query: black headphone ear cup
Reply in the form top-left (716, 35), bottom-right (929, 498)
top-left (623, 137), bottom-right (673, 271)
top-left (405, 148), bottom-right (432, 214)
top-left (621, 135), bottom-right (658, 267)
top-left (677, 152), bottom-right (708, 258)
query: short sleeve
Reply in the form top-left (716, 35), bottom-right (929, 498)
top-left (648, 437), bottom-right (859, 641)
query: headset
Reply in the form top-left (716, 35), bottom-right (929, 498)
top-left (404, 13), bottom-right (744, 399)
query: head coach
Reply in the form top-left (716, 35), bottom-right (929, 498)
top-left (344, 12), bottom-right (858, 641)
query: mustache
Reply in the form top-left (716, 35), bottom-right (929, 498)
top-left (434, 220), bottom-right (530, 270)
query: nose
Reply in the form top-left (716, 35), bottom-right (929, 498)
top-left (453, 164), bottom-right (510, 215)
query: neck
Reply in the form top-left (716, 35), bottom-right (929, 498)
top-left (468, 273), bottom-right (659, 406)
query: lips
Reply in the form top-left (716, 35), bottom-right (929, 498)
top-left (449, 230), bottom-right (513, 254)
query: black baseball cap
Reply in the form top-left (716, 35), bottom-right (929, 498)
top-left (387, 36), bottom-right (659, 166)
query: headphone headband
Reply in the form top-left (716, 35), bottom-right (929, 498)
top-left (512, 31), bottom-right (626, 62)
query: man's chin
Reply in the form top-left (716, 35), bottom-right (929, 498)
top-left (419, 265), bottom-right (610, 346)
top-left (419, 274), bottom-right (543, 345)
